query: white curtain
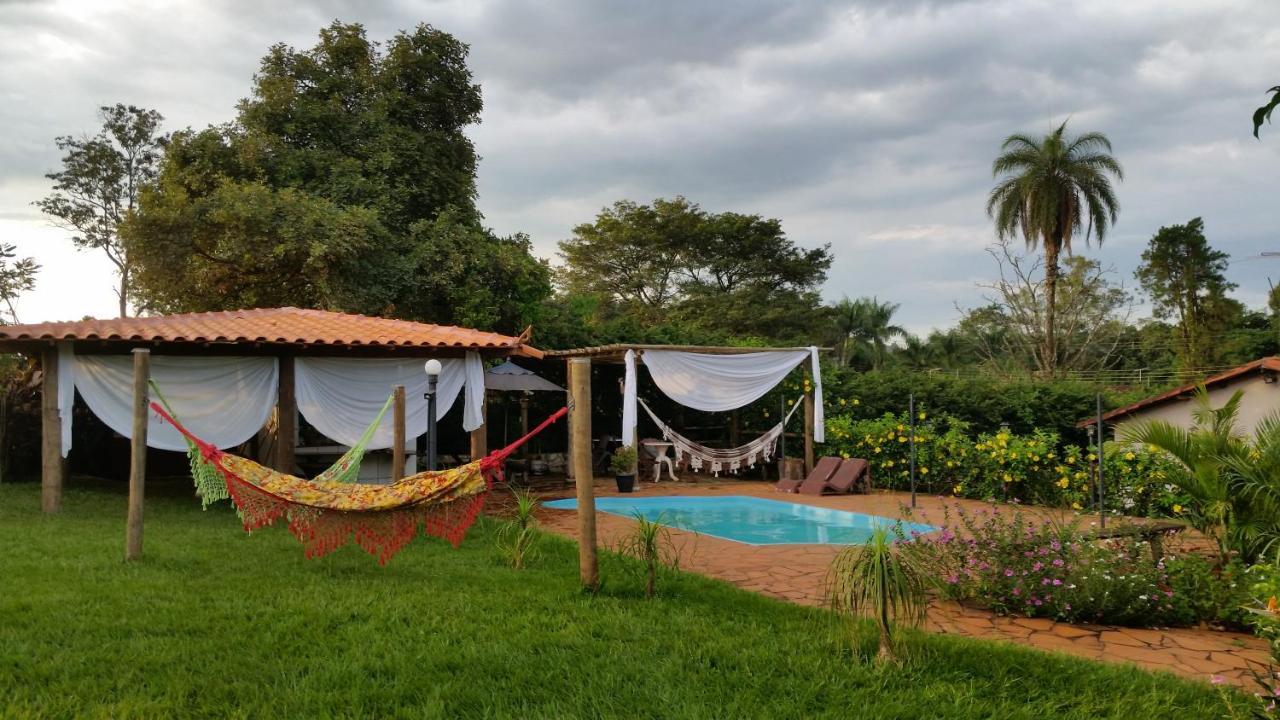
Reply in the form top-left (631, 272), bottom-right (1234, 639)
top-left (621, 349), bottom-right (638, 445)
top-left (623, 347), bottom-right (825, 444)
top-left (294, 353), bottom-right (485, 449)
top-left (69, 354), bottom-right (280, 453)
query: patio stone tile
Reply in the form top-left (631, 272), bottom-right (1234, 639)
top-left (525, 480), bottom-right (1272, 688)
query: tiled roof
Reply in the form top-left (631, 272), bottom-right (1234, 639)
top-left (1078, 357), bottom-right (1280, 427)
top-left (0, 307), bottom-right (541, 357)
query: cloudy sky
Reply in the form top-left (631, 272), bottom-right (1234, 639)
top-left (2, 0), bottom-right (1277, 333)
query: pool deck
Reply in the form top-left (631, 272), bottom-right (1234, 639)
top-left (522, 477), bottom-right (1271, 688)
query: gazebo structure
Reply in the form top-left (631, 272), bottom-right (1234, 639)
top-left (0, 308), bottom-right (543, 535)
top-left (545, 343), bottom-right (825, 589)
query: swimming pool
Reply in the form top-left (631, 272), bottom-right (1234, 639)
top-left (543, 495), bottom-right (936, 546)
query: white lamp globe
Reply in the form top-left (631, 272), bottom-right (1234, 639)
top-left (424, 359), bottom-right (443, 377)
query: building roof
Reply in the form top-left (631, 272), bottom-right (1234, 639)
top-left (1078, 356), bottom-right (1280, 428)
top-left (0, 307), bottom-right (542, 358)
top-left (545, 343), bottom-right (826, 363)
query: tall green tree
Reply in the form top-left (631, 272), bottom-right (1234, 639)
top-left (123, 22), bottom-right (549, 332)
top-left (557, 197), bottom-right (831, 344)
top-left (1134, 217), bottom-right (1237, 368)
top-left (36, 104), bottom-right (165, 317)
top-left (829, 296), bottom-right (905, 370)
top-left (987, 121), bottom-right (1123, 375)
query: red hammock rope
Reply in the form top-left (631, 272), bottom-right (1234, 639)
top-left (150, 402), bottom-right (567, 564)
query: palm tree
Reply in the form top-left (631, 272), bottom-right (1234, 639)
top-left (987, 121), bottom-right (1122, 375)
top-left (831, 296), bottom-right (905, 369)
top-left (828, 525), bottom-right (930, 662)
top-left (1120, 389), bottom-right (1249, 562)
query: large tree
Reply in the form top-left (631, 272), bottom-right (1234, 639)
top-left (1134, 217), bottom-right (1237, 368)
top-left (123, 22), bottom-right (548, 332)
top-left (986, 121), bottom-right (1123, 375)
top-left (829, 296), bottom-right (905, 369)
top-left (36, 104), bottom-right (165, 317)
top-left (557, 196), bottom-right (831, 344)
top-left (0, 244), bottom-right (39, 324)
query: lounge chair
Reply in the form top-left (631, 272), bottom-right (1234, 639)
top-left (777, 455), bottom-right (839, 493)
top-left (828, 458), bottom-right (871, 494)
top-left (799, 458), bottom-right (871, 495)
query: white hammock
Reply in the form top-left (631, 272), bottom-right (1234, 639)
top-left (638, 396), bottom-right (805, 476)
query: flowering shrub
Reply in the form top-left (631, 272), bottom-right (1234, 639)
top-left (825, 410), bottom-right (1189, 517)
top-left (901, 505), bottom-right (1186, 627)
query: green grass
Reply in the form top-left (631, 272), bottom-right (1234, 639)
top-left (0, 480), bottom-right (1236, 719)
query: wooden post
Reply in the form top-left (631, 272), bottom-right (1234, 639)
top-left (803, 384), bottom-right (815, 477)
top-left (470, 391), bottom-right (489, 461)
top-left (40, 346), bottom-right (65, 513)
top-left (125, 348), bottom-right (149, 562)
top-left (569, 357), bottom-right (598, 590)
top-left (392, 385), bottom-right (406, 482)
top-left (275, 355), bottom-right (296, 473)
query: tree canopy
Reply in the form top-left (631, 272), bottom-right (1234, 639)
top-left (122, 22), bottom-right (548, 332)
top-left (555, 196), bottom-right (831, 345)
top-left (1135, 217), bottom-right (1237, 368)
top-left (36, 104), bottom-right (165, 317)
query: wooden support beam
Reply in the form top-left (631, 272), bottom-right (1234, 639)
top-left (275, 355), bottom-right (296, 473)
top-left (40, 346), bottom-right (64, 513)
top-left (392, 385), bottom-right (406, 482)
top-left (568, 357), bottom-right (598, 591)
top-left (470, 391), bottom-right (488, 461)
top-left (125, 348), bottom-right (149, 562)
top-left (803, 384), bottom-right (815, 477)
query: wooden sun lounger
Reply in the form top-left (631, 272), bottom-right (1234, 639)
top-left (799, 458), bottom-right (871, 495)
top-left (776, 456), bottom-right (839, 493)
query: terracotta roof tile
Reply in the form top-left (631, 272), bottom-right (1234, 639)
top-left (0, 307), bottom-right (540, 356)
top-left (1077, 356), bottom-right (1280, 427)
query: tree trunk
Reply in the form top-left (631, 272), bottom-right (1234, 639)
top-left (877, 603), bottom-right (894, 662)
top-left (1042, 240), bottom-right (1060, 376)
top-left (118, 267), bottom-right (129, 318)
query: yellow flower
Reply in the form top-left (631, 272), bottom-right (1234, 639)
top-left (1087, 453), bottom-right (1097, 462)
top-left (898, 436), bottom-right (907, 443)
top-left (1002, 473), bottom-right (1012, 483)
top-left (853, 399), bottom-right (860, 406)
top-left (1172, 504), bottom-right (1183, 514)
top-left (841, 452), bottom-right (850, 459)
top-left (918, 412), bottom-right (926, 420)
top-left (1072, 502), bottom-right (1083, 510)
top-left (1010, 452), bottom-right (1018, 459)
top-left (886, 460), bottom-right (895, 468)
top-left (839, 398), bottom-right (846, 406)
top-left (897, 424), bottom-right (905, 432)
top-left (1148, 444), bottom-right (1158, 453)
top-left (1124, 452), bottom-right (1136, 461)
top-left (1057, 478), bottom-right (1069, 488)
top-left (920, 467), bottom-right (929, 475)
top-left (1065, 456), bottom-right (1075, 465)
top-left (874, 447), bottom-right (882, 454)
top-left (946, 461), bottom-right (955, 468)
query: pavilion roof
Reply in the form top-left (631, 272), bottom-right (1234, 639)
top-left (0, 307), bottom-right (542, 358)
top-left (544, 343), bottom-right (824, 363)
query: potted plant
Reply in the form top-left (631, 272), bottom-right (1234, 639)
top-left (610, 445), bottom-right (638, 493)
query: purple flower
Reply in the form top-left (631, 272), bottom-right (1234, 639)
top-left (1052, 559), bottom-right (1064, 567)
top-left (1052, 579), bottom-right (1062, 586)
top-left (1004, 569), bottom-right (1014, 577)
top-left (1032, 562), bottom-right (1044, 571)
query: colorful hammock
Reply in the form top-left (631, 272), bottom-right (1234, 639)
top-left (150, 400), bottom-right (567, 564)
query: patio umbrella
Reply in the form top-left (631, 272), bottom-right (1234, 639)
top-left (484, 361), bottom-right (564, 464)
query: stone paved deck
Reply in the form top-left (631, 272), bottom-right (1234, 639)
top-left (521, 477), bottom-right (1271, 688)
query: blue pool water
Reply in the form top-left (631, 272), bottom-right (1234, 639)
top-left (543, 495), bottom-right (936, 546)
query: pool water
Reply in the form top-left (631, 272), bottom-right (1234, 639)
top-left (543, 495), bottom-right (936, 546)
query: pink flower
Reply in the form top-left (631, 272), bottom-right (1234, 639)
top-left (1052, 559), bottom-right (1064, 567)
top-left (1004, 569), bottom-right (1014, 577)
top-left (1032, 562), bottom-right (1044, 571)
top-left (1211, 675), bottom-right (1226, 685)
top-left (1052, 579), bottom-right (1062, 586)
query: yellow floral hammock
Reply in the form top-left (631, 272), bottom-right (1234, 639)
top-left (150, 401), bottom-right (567, 564)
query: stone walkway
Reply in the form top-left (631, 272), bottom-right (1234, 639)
top-left (525, 478), bottom-right (1272, 687)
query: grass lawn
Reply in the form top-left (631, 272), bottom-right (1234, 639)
top-left (0, 479), bottom-right (1239, 719)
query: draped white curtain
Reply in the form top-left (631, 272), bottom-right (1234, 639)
top-left (66, 353), bottom-right (279, 454)
top-left (294, 353), bottom-right (485, 449)
top-left (621, 347), bottom-right (824, 445)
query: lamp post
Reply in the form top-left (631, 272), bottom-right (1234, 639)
top-left (424, 359), bottom-right (442, 471)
